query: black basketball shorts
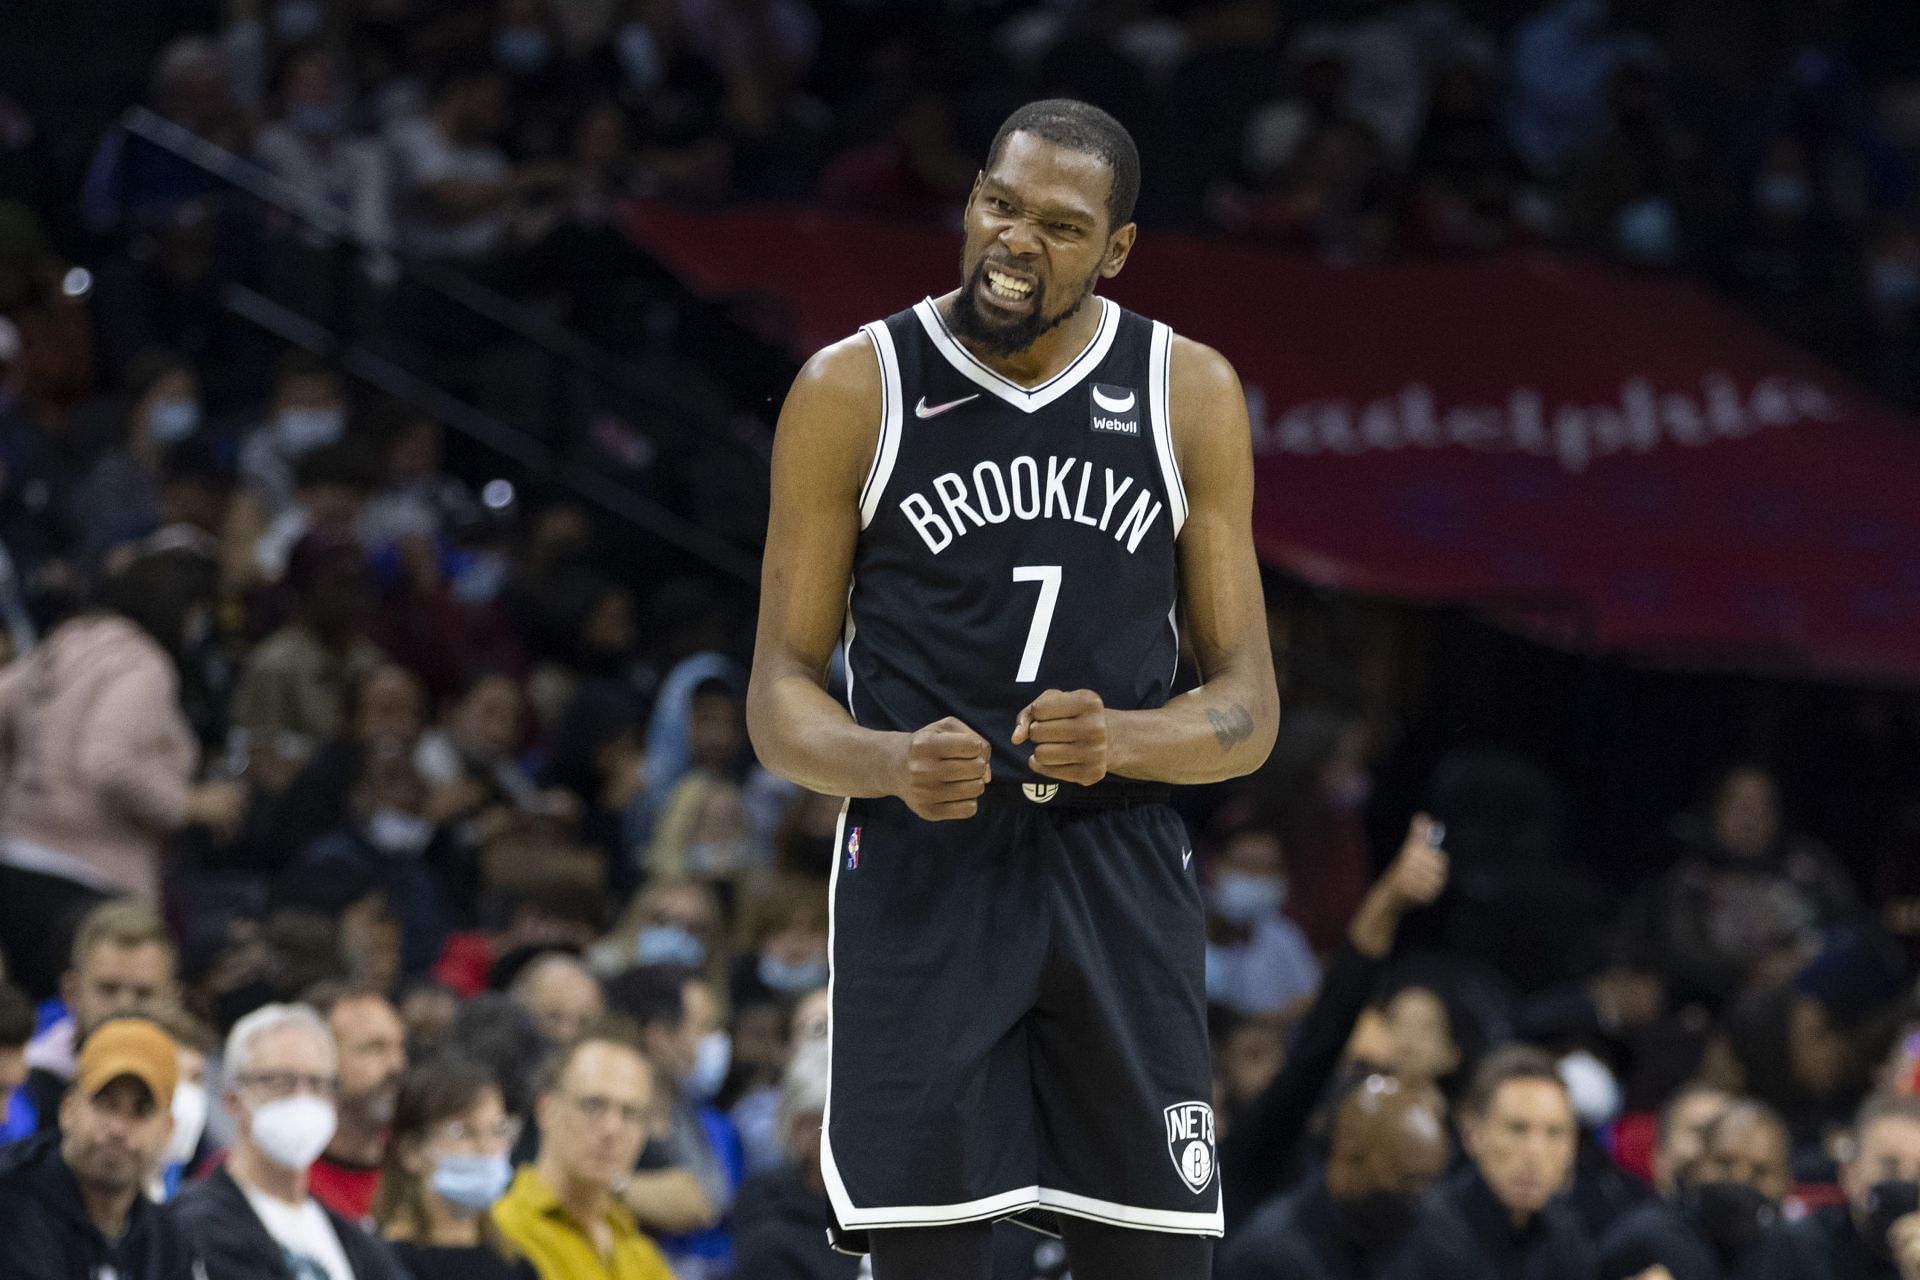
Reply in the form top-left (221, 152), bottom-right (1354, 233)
top-left (822, 789), bottom-right (1220, 1253)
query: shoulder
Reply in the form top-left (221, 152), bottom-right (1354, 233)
top-left (783, 332), bottom-right (883, 422)
top-left (1168, 336), bottom-right (1245, 416)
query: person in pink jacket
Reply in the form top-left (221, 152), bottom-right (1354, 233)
top-left (0, 548), bottom-right (246, 998)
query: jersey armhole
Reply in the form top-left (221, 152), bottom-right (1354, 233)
top-left (1148, 320), bottom-right (1190, 536)
top-left (857, 321), bottom-right (905, 529)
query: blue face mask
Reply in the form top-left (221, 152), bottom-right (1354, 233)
top-left (495, 28), bottom-right (551, 72)
top-left (146, 398), bottom-right (201, 444)
top-left (636, 924), bottom-right (707, 968)
top-left (432, 1152), bottom-right (514, 1213)
top-left (1209, 871), bottom-right (1286, 925)
top-left (759, 953), bottom-right (829, 994)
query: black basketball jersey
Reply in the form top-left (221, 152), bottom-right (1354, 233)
top-left (843, 294), bottom-right (1188, 782)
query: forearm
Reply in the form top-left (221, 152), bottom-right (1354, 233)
top-left (746, 670), bottom-right (906, 799)
top-left (1106, 666), bottom-right (1278, 785)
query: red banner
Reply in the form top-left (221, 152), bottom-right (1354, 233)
top-left (626, 204), bottom-right (1920, 685)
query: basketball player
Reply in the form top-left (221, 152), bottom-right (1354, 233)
top-left (746, 99), bottom-right (1279, 1280)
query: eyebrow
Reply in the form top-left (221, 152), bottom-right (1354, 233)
top-left (979, 180), bottom-right (1099, 226)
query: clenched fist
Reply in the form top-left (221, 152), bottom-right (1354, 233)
top-left (895, 717), bottom-right (991, 821)
top-left (1012, 689), bottom-right (1109, 787)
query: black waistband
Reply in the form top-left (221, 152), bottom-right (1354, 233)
top-left (981, 779), bottom-right (1172, 809)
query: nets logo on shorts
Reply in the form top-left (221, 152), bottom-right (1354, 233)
top-left (845, 825), bottom-right (862, 870)
top-left (1022, 783), bottom-right (1059, 804)
top-left (1164, 1101), bottom-right (1216, 1194)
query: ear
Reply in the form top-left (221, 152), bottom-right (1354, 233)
top-left (58, 1089), bottom-right (81, 1135)
top-left (1100, 223), bottom-right (1138, 279)
top-left (966, 171), bottom-right (983, 211)
top-left (534, 1090), bottom-right (554, 1136)
top-left (60, 969), bottom-right (81, 1014)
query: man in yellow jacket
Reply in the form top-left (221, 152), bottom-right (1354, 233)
top-left (494, 1023), bottom-right (675, 1280)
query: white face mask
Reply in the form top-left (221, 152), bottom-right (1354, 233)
top-left (366, 807), bottom-right (435, 856)
top-left (249, 1094), bottom-right (337, 1170)
top-left (145, 398), bottom-right (202, 445)
top-left (164, 1082), bottom-right (208, 1166)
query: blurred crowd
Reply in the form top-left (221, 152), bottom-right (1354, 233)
top-left (0, 2), bottom-right (1916, 1280)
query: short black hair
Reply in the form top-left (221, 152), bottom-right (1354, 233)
top-left (604, 965), bottom-right (692, 1034)
top-left (984, 98), bottom-right (1140, 230)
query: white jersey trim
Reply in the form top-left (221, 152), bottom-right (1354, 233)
top-left (912, 296), bottom-right (1120, 414)
top-left (857, 322), bottom-right (905, 529)
top-left (1147, 319), bottom-right (1189, 535)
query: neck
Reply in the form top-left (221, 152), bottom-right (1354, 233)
top-left (230, 1143), bottom-right (308, 1204)
top-left (535, 1151), bottom-right (606, 1226)
top-left (938, 288), bottom-right (1103, 387)
top-left (76, 1180), bottom-right (135, 1241)
top-left (422, 1190), bottom-right (486, 1247)
top-left (325, 1113), bottom-right (387, 1167)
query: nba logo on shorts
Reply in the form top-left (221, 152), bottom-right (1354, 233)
top-left (1163, 1101), bottom-right (1216, 1194)
top-left (845, 826), bottom-right (862, 870)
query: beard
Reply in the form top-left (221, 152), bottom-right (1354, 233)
top-left (947, 252), bottom-right (1101, 357)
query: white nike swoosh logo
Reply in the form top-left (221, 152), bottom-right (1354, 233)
top-left (915, 394), bottom-right (980, 419)
top-left (1182, 848), bottom-right (1193, 868)
top-left (1092, 386), bottom-right (1136, 413)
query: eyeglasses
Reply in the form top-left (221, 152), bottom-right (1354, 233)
top-left (235, 1071), bottom-right (339, 1098)
top-left (433, 1117), bottom-right (523, 1148)
top-left (556, 1092), bottom-right (651, 1130)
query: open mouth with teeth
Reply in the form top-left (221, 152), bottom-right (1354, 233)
top-left (978, 262), bottom-right (1038, 312)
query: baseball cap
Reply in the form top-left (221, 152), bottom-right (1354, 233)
top-left (75, 1019), bottom-right (178, 1109)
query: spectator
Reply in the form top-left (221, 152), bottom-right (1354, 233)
top-left (146, 1004), bottom-right (215, 1202)
top-left (1676, 1100), bottom-right (1792, 1274)
top-left (1507, 0), bottom-right (1660, 174)
top-left (266, 660), bottom-right (429, 867)
top-left (254, 44), bottom-right (395, 250)
top-left (307, 984), bottom-right (410, 1221)
top-left (374, 1052), bottom-right (537, 1280)
top-left (491, 1021), bottom-right (675, 1279)
top-left (80, 36), bottom-right (247, 235)
top-left (729, 1043), bottom-right (857, 1280)
top-left (387, 62), bottom-right (565, 265)
top-left (1748, 1092), bottom-right (1920, 1279)
top-left (1621, 765), bottom-right (1862, 1005)
top-left (0, 551), bottom-right (243, 990)
top-left (596, 879), bottom-right (727, 984)
top-left (228, 528), bottom-right (383, 792)
top-left (1219, 1072), bottom-right (1451, 1280)
top-left (228, 352), bottom-right (353, 551)
top-left (0, 980), bottom-right (33, 1144)
top-left (416, 670), bottom-right (561, 830)
top-left (1394, 1045), bottom-right (1595, 1280)
top-left (605, 966), bottom-right (737, 1260)
top-left (65, 350), bottom-right (204, 573)
top-left (1220, 814), bottom-right (1450, 1224)
top-left (1595, 1086), bottom-right (1744, 1280)
top-left (730, 875), bottom-right (828, 1010)
top-left (512, 953), bottom-right (607, 1048)
top-left (17, 899), bottom-right (181, 1136)
top-left (175, 1003), bottom-right (410, 1280)
top-left (0, 1017), bottom-right (200, 1279)
top-left (250, 440), bottom-right (381, 586)
top-left (1204, 821), bottom-right (1320, 1018)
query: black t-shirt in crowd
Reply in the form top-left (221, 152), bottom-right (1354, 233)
top-left (388, 1241), bottom-right (540, 1280)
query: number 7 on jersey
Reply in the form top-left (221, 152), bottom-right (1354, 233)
top-left (1012, 565), bottom-right (1062, 683)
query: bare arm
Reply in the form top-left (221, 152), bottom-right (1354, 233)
top-left (745, 337), bottom-right (991, 817)
top-left (1105, 338), bottom-right (1278, 783)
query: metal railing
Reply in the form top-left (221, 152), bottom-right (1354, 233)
top-left (115, 105), bottom-right (767, 584)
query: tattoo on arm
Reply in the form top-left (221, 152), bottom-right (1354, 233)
top-left (1206, 704), bottom-right (1254, 752)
